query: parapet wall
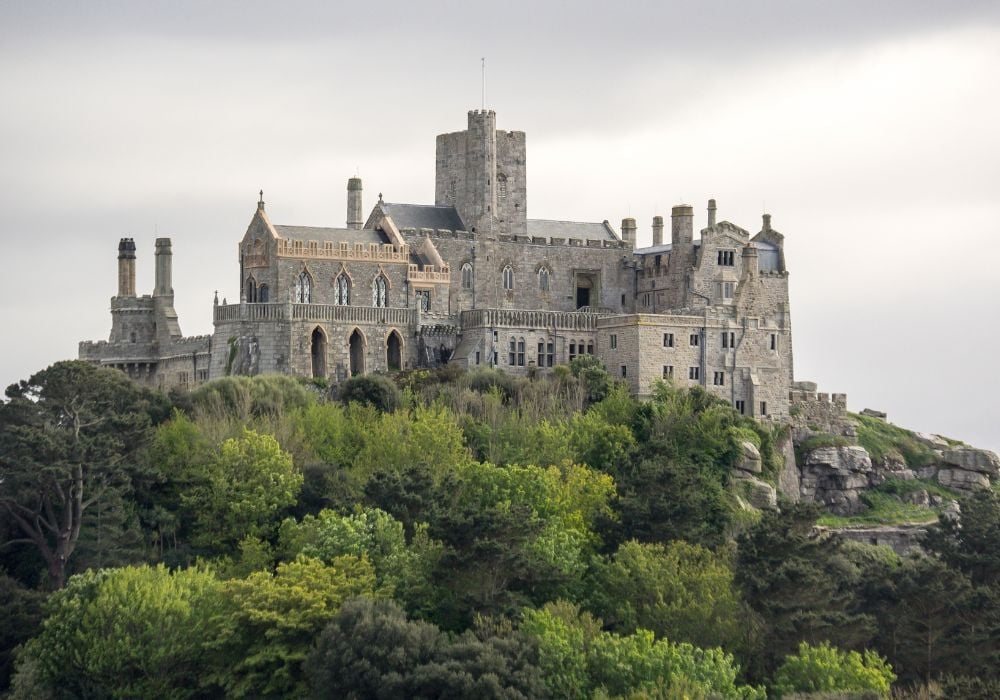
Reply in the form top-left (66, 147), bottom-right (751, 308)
top-left (401, 227), bottom-right (627, 250)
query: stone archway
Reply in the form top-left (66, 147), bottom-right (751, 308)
top-left (386, 330), bottom-right (402, 371)
top-left (311, 326), bottom-right (327, 378)
top-left (349, 329), bottom-right (365, 376)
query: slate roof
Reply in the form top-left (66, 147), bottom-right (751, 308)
top-left (526, 219), bottom-right (619, 242)
top-left (273, 225), bottom-right (388, 245)
top-left (381, 203), bottom-right (466, 232)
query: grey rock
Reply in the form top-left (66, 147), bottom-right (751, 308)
top-left (940, 448), bottom-right (1000, 477)
top-left (937, 468), bottom-right (990, 492)
top-left (741, 477), bottom-right (777, 510)
top-left (737, 441), bottom-right (762, 474)
top-left (800, 445), bottom-right (875, 515)
top-left (915, 432), bottom-right (951, 450)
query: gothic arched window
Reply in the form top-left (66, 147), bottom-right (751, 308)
top-left (334, 274), bottom-right (351, 306)
top-left (294, 271), bottom-right (312, 304)
top-left (538, 266), bottom-right (550, 292)
top-left (258, 284), bottom-right (269, 302)
top-left (461, 263), bottom-right (473, 289)
top-left (372, 274), bottom-right (388, 308)
top-left (502, 265), bottom-right (514, 291)
top-left (245, 276), bottom-right (257, 303)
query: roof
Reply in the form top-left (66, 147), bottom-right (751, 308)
top-left (273, 225), bottom-right (388, 246)
top-left (634, 241), bottom-right (702, 255)
top-left (381, 203), bottom-right (466, 231)
top-left (526, 219), bottom-right (619, 242)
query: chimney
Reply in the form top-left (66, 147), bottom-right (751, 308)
top-left (671, 204), bottom-right (694, 249)
top-left (742, 244), bottom-right (759, 278)
top-left (154, 238), bottom-right (172, 297)
top-left (621, 217), bottom-right (636, 249)
top-left (707, 199), bottom-right (717, 227)
top-left (652, 216), bottom-right (664, 247)
top-left (762, 213), bottom-right (772, 231)
top-left (347, 177), bottom-right (364, 229)
top-left (117, 238), bottom-right (136, 297)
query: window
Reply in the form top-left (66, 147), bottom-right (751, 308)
top-left (610, 334), bottom-right (618, 350)
top-left (713, 371), bottom-right (725, 386)
top-left (129, 331), bottom-right (137, 343)
top-left (586, 342), bottom-right (594, 354)
top-left (689, 366), bottom-right (700, 380)
top-left (770, 333), bottom-right (778, 351)
top-left (722, 282), bottom-right (734, 299)
top-left (760, 401), bottom-right (768, 416)
top-left (569, 342), bottom-right (577, 360)
top-left (502, 265), bottom-right (514, 290)
top-left (690, 333), bottom-right (700, 347)
top-left (735, 400), bottom-right (746, 415)
top-left (546, 342), bottom-right (554, 367)
top-left (621, 365), bottom-right (627, 378)
top-left (258, 284), bottom-right (269, 302)
top-left (294, 271), bottom-right (312, 303)
top-left (722, 331), bottom-right (735, 349)
top-left (663, 333), bottom-right (674, 348)
top-left (538, 266), bottom-right (550, 292)
top-left (415, 289), bottom-right (431, 311)
top-left (246, 276), bottom-right (257, 303)
top-left (497, 173), bottom-right (508, 199)
top-left (334, 274), bottom-right (350, 306)
top-left (662, 365), bottom-right (674, 379)
top-left (475, 351), bottom-right (481, 365)
top-left (517, 338), bottom-right (525, 366)
top-left (536, 340), bottom-right (554, 367)
top-left (643, 293), bottom-right (651, 306)
top-left (372, 274), bottom-right (388, 307)
top-left (717, 250), bottom-right (735, 266)
top-left (461, 263), bottom-right (473, 289)
top-left (621, 294), bottom-right (626, 306)
top-left (508, 337), bottom-right (517, 365)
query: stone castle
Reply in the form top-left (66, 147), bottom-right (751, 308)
top-left (80, 109), bottom-right (796, 418)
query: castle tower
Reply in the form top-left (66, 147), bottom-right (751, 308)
top-left (621, 217), bottom-right (636, 249)
top-left (652, 216), bottom-right (664, 246)
top-left (346, 177), bottom-right (363, 229)
top-left (435, 110), bottom-right (526, 237)
top-left (154, 238), bottom-right (173, 297)
top-left (117, 238), bottom-right (136, 297)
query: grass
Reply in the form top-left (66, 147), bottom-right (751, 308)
top-left (816, 478), bottom-right (956, 527)
top-left (851, 413), bottom-right (938, 467)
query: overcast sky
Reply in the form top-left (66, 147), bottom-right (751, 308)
top-left (1, 1), bottom-right (997, 452)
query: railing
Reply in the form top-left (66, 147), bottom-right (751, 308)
top-left (275, 239), bottom-right (409, 262)
top-left (460, 308), bottom-right (601, 331)
top-left (214, 303), bottom-right (416, 326)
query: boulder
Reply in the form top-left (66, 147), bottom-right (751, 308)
top-left (937, 468), bottom-right (991, 492)
top-left (737, 441), bottom-right (762, 474)
top-left (940, 448), bottom-right (1000, 477)
top-left (903, 489), bottom-right (930, 507)
top-left (741, 477), bottom-right (777, 510)
top-left (861, 408), bottom-right (887, 420)
top-left (800, 445), bottom-right (875, 515)
top-left (942, 499), bottom-right (961, 522)
top-left (914, 432), bottom-right (951, 450)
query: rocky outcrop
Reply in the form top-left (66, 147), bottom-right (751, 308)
top-left (800, 446), bottom-right (875, 515)
top-left (940, 448), bottom-right (1000, 478)
top-left (776, 431), bottom-right (800, 503)
top-left (733, 441), bottom-right (777, 510)
top-left (913, 447), bottom-right (999, 493)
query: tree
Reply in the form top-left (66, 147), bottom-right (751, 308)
top-left (773, 641), bottom-right (896, 698)
top-left (337, 373), bottom-right (402, 412)
top-left (0, 361), bottom-right (162, 588)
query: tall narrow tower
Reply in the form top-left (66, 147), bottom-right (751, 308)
top-left (117, 238), bottom-right (136, 296)
top-left (346, 177), bottom-right (364, 229)
top-left (154, 238), bottom-right (173, 297)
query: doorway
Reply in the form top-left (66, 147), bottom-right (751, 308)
top-left (311, 327), bottom-right (327, 378)
top-left (386, 330), bottom-right (402, 371)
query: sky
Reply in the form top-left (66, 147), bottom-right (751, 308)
top-left (1, 0), bottom-right (998, 452)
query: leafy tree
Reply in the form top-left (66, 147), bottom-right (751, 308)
top-left (13, 564), bottom-right (223, 699)
top-left (305, 596), bottom-right (546, 699)
top-left (0, 361), bottom-right (163, 588)
top-left (569, 355), bottom-right (613, 405)
top-left (773, 641), bottom-right (896, 698)
top-left (588, 540), bottom-right (742, 652)
top-left (183, 429), bottom-right (303, 552)
top-left (922, 489), bottom-right (1000, 587)
top-left (0, 574), bottom-right (45, 691)
top-left (337, 373), bottom-right (402, 412)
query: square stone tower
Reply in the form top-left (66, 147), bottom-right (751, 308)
top-left (434, 109), bottom-right (526, 237)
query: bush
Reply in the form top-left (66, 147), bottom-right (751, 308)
top-left (774, 641), bottom-right (896, 698)
top-left (337, 374), bottom-right (402, 412)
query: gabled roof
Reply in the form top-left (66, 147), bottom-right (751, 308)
top-left (526, 219), bottom-right (619, 242)
top-left (380, 203), bottom-right (466, 232)
top-left (272, 225), bottom-right (388, 246)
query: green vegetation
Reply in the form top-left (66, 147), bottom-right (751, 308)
top-left (2, 360), bottom-right (999, 697)
top-left (851, 413), bottom-right (937, 467)
top-left (816, 479), bottom-right (960, 527)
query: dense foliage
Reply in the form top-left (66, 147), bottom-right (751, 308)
top-left (2, 360), bottom-right (998, 698)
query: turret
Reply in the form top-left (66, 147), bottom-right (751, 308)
top-left (621, 217), bottom-right (636, 249)
top-left (741, 244), bottom-right (759, 279)
top-left (117, 238), bottom-right (136, 297)
top-left (154, 238), bottom-right (173, 297)
top-left (707, 199), bottom-right (717, 227)
top-left (671, 204), bottom-right (693, 249)
top-left (652, 216), bottom-right (664, 247)
top-left (347, 177), bottom-right (364, 229)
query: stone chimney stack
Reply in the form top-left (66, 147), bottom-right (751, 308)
top-left (762, 213), bottom-right (772, 231)
top-left (652, 216), bottom-right (664, 247)
top-left (154, 238), bottom-right (173, 297)
top-left (347, 177), bottom-right (364, 229)
top-left (708, 199), bottom-right (717, 227)
top-left (742, 244), bottom-right (759, 279)
top-left (671, 204), bottom-right (694, 249)
top-left (621, 217), bottom-right (636, 249)
top-left (117, 238), bottom-right (136, 297)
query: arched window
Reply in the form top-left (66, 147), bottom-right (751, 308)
top-left (538, 266), bottom-right (550, 292)
top-left (258, 284), bottom-right (269, 303)
top-left (372, 274), bottom-right (388, 308)
top-left (497, 173), bottom-right (508, 199)
top-left (461, 263), bottom-right (473, 289)
top-left (502, 265), bottom-right (514, 290)
top-left (334, 274), bottom-right (351, 306)
top-left (245, 276), bottom-right (257, 303)
top-left (294, 271), bottom-right (312, 303)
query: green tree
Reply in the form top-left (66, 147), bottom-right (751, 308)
top-left (337, 373), bottom-right (402, 412)
top-left (0, 574), bottom-right (45, 692)
top-left (0, 361), bottom-right (163, 588)
top-left (13, 564), bottom-right (223, 699)
top-left (773, 641), bottom-right (896, 698)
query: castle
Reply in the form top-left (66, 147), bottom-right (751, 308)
top-left (79, 109), bottom-right (795, 418)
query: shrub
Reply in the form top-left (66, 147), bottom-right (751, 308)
top-left (774, 641), bottom-right (896, 698)
top-left (337, 374), bottom-right (402, 412)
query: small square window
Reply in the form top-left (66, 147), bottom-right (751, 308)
top-left (587, 342), bottom-right (594, 354)
top-left (713, 371), bottom-right (725, 386)
top-left (662, 365), bottom-right (674, 379)
top-left (475, 351), bottom-right (481, 365)
top-left (722, 282), bottom-right (734, 299)
top-left (735, 400), bottom-right (745, 415)
top-left (689, 366), bottom-right (700, 380)
top-left (722, 331), bottom-right (735, 349)
top-left (770, 333), bottom-right (778, 351)
top-left (690, 334), bottom-right (699, 347)
top-left (663, 333), bottom-right (674, 348)
top-left (621, 365), bottom-right (627, 378)
top-left (610, 334), bottom-right (618, 350)
top-left (717, 250), bottom-right (735, 266)
top-left (760, 401), bottom-right (768, 416)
